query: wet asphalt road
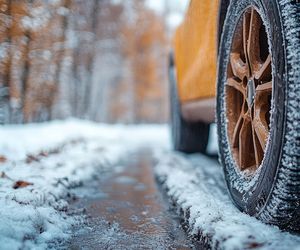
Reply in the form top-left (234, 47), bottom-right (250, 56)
top-left (68, 149), bottom-right (199, 250)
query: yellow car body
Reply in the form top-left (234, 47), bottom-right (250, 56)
top-left (173, 0), bottom-right (219, 103)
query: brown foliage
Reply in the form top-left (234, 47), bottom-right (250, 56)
top-left (0, 155), bottom-right (7, 163)
top-left (0, 0), bottom-right (168, 124)
top-left (13, 180), bottom-right (33, 189)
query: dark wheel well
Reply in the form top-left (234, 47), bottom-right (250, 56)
top-left (218, 0), bottom-right (231, 53)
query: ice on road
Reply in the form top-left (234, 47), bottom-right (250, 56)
top-left (68, 149), bottom-right (196, 249)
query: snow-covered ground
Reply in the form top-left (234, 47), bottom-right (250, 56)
top-left (0, 119), bottom-right (169, 249)
top-left (154, 151), bottom-right (300, 250)
top-left (1, 119), bottom-right (300, 249)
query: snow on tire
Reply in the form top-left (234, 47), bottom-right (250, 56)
top-left (217, 0), bottom-right (300, 229)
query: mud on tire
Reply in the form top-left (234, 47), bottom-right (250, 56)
top-left (217, 0), bottom-right (300, 229)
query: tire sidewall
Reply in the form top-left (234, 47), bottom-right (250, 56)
top-left (217, 0), bottom-right (286, 216)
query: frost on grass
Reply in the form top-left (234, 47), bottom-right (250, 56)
top-left (154, 151), bottom-right (300, 250)
top-left (0, 119), bottom-right (169, 249)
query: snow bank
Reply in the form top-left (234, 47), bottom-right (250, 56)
top-left (0, 119), bottom-right (169, 249)
top-left (0, 119), bottom-right (170, 161)
top-left (154, 151), bottom-right (300, 250)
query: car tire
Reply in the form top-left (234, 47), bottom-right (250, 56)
top-left (217, 0), bottom-right (300, 229)
top-left (169, 53), bottom-right (210, 154)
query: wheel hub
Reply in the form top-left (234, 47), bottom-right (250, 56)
top-left (247, 79), bottom-right (256, 107)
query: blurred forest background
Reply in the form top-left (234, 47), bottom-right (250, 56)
top-left (0, 0), bottom-right (187, 124)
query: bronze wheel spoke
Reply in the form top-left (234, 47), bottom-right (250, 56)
top-left (230, 53), bottom-right (248, 80)
top-left (243, 11), bottom-right (251, 75)
top-left (232, 101), bottom-right (246, 147)
top-left (247, 8), bottom-right (262, 73)
top-left (253, 82), bottom-right (271, 151)
top-left (252, 115), bottom-right (269, 151)
top-left (254, 55), bottom-right (271, 80)
top-left (251, 121), bottom-right (264, 166)
top-left (243, 12), bottom-right (250, 56)
top-left (227, 78), bottom-right (246, 97)
top-left (256, 81), bottom-right (272, 94)
top-left (238, 114), bottom-right (254, 170)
